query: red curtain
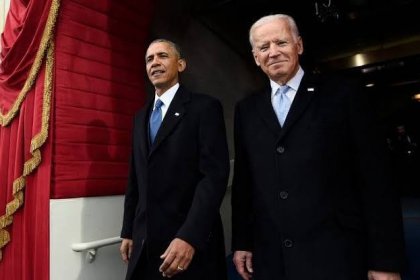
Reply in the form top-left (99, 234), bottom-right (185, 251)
top-left (52, 0), bottom-right (153, 198)
top-left (0, 0), bottom-right (56, 278)
top-left (0, 0), bottom-right (154, 278)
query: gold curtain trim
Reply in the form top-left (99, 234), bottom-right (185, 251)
top-left (0, 0), bottom-right (58, 260)
top-left (0, 0), bottom-right (59, 127)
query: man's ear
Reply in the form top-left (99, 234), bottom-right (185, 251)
top-left (297, 36), bottom-right (304, 55)
top-left (178, 58), bottom-right (186, 72)
top-left (252, 50), bottom-right (260, 66)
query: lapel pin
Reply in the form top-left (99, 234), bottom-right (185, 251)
top-left (307, 87), bottom-right (315, 92)
top-left (174, 112), bottom-right (180, 117)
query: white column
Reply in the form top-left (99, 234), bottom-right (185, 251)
top-left (0, 0), bottom-right (11, 35)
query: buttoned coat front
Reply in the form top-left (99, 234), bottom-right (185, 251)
top-left (121, 86), bottom-right (230, 280)
top-left (231, 73), bottom-right (405, 280)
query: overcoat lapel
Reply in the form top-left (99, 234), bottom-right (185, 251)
top-left (149, 86), bottom-right (190, 156)
top-left (256, 87), bottom-right (281, 138)
top-left (255, 74), bottom-right (318, 141)
top-left (138, 101), bottom-right (152, 160)
top-left (278, 75), bottom-right (317, 140)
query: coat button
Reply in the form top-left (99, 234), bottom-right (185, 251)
top-left (283, 239), bottom-right (293, 248)
top-left (279, 191), bottom-right (288, 200)
top-left (276, 146), bottom-right (285, 154)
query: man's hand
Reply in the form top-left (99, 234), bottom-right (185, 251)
top-left (159, 238), bottom-right (195, 278)
top-left (233, 250), bottom-right (253, 280)
top-left (120, 238), bottom-right (133, 264)
top-left (368, 270), bottom-right (401, 280)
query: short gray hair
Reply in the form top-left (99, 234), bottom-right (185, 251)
top-left (249, 14), bottom-right (300, 47)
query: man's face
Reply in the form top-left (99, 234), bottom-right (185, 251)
top-left (145, 42), bottom-right (185, 94)
top-left (252, 19), bottom-right (303, 84)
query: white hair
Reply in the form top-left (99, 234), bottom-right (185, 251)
top-left (249, 14), bottom-right (300, 48)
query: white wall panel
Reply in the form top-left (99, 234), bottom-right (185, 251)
top-left (50, 196), bottom-right (126, 280)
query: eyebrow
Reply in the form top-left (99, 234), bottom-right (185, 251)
top-left (146, 51), bottom-right (169, 60)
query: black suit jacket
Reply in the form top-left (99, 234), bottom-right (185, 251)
top-left (231, 73), bottom-right (405, 280)
top-left (121, 86), bottom-right (230, 280)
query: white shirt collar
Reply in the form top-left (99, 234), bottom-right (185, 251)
top-left (270, 66), bottom-right (304, 97)
top-left (153, 83), bottom-right (179, 119)
top-left (153, 83), bottom-right (179, 108)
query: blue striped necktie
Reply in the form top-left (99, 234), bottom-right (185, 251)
top-left (149, 99), bottom-right (163, 143)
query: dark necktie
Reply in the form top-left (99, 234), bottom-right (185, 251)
top-left (149, 99), bottom-right (163, 143)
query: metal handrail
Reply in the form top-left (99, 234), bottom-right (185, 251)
top-left (71, 236), bottom-right (122, 263)
top-left (71, 236), bottom-right (122, 252)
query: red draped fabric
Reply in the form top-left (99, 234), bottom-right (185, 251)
top-left (0, 0), bottom-right (154, 278)
top-left (52, 0), bottom-right (153, 198)
top-left (0, 0), bottom-right (55, 278)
